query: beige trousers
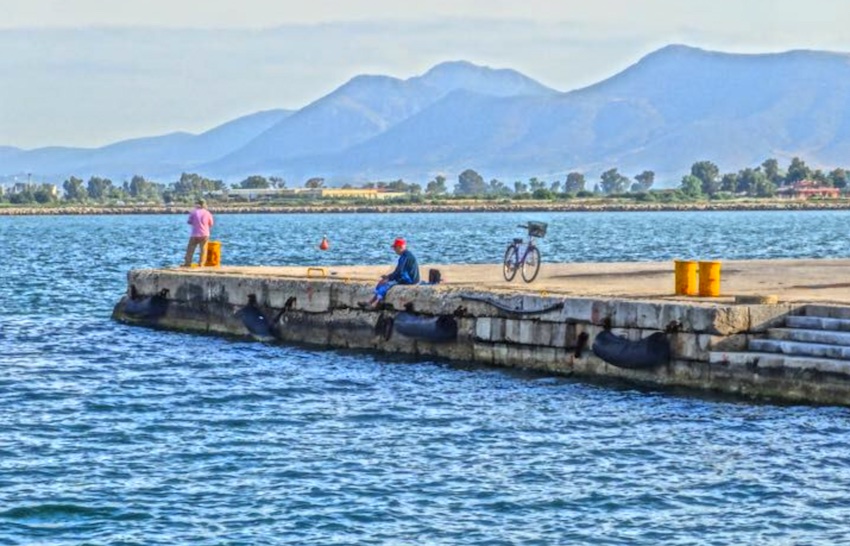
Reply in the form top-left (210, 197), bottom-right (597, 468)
top-left (184, 236), bottom-right (209, 266)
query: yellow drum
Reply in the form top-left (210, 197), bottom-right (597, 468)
top-left (674, 260), bottom-right (698, 296)
top-left (699, 260), bottom-right (722, 297)
top-left (204, 240), bottom-right (221, 267)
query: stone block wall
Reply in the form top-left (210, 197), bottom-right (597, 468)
top-left (116, 269), bottom-right (817, 403)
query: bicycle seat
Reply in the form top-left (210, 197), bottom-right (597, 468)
top-left (513, 238), bottom-right (524, 244)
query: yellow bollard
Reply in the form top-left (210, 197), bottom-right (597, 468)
top-left (204, 240), bottom-right (222, 267)
top-left (674, 260), bottom-right (698, 296)
top-left (699, 260), bottom-right (722, 297)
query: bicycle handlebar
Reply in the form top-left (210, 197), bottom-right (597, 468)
top-left (517, 224), bottom-right (537, 237)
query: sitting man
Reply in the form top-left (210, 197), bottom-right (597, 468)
top-left (360, 237), bottom-right (420, 308)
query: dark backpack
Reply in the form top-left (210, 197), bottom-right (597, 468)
top-left (428, 268), bottom-right (442, 284)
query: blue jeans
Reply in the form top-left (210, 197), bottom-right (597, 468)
top-left (373, 281), bottom-right (397, 301)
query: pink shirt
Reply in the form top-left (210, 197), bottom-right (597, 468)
top-left (188, 207), bottom-right (214, 238)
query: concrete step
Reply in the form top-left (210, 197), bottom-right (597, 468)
top-left (786, 316), bottom-right (850, 332)
top-left (749, 339), bottom-right (850, 360)
top-left (803, 305), bottom-right (850, 320)
top-left (710, 351), bottom-right (850, 376)
top-left (768, 328), bottom-right (850, 346)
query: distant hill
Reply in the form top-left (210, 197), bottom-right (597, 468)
top-left (5, 46), bottom-right (850, 186)
top-left (301, 45), bottom-right (850, 184)
top-left (204, 61), bottom-right (558, 176)
top-left (1, 109), bottom-right (292, 182)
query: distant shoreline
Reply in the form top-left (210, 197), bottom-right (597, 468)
top-left (3, 200), bottom-right (850, 216)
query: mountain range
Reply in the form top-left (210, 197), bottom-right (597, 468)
top-left (4, 45), bottom-right (850, 187)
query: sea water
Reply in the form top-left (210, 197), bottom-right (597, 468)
top-left (1, 210), bottom-right (850, 545)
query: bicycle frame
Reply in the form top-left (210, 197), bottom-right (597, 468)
top-left (512, 238), bottom-right (536, 266)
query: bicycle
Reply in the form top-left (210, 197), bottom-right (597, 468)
top-left (503, 221), bottom-right (546, 283)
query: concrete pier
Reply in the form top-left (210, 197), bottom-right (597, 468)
top-left (113, 259), bottom-right (850, 406)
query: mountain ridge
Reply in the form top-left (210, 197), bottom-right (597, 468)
top-left (5, 45), bottom-right (850, 186)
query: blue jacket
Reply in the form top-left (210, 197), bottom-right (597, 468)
top-left (387, 249), bottom-right (420, 284)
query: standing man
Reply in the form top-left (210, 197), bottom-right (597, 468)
top-left (183, 198), bottom-right (214, 267)
top-left (360, 237), bottom-right (420, 308)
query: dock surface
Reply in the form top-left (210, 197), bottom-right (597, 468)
top-left (173, 258), bottom-right (850, 304)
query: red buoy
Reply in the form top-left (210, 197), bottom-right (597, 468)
top-left (319, 236), bottom-right (330, 251)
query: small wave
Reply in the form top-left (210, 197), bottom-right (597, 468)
top-left (0, 503), bottom-right (115, 521)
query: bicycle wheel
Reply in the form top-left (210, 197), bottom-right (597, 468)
top-left (503, 245), bottom-right (519, 281)
top-left (521, 246), bottom-right (541, 283)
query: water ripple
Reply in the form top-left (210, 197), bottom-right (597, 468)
top-left (3, 212), bottom-right (850, 544)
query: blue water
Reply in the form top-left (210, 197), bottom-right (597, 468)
top-left (2, 210), bottom-right (850, 545)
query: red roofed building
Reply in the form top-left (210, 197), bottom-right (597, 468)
top-left (776, 180), bottom-right (841, 200)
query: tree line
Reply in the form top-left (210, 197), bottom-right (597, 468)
top-left (1, 173), bottom-right (226, 205)
top-left (678, 157), bottom-right (847, 198)
top-left (1, 155), bottom-right (847, 205)
top-left (447, 156), bottom-right (848, 199)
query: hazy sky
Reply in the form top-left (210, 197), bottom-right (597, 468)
top-left (3, 0), bottom-right (850, 148)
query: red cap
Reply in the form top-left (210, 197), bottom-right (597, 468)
top-left (391, 238), bottom-right (406, 248)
